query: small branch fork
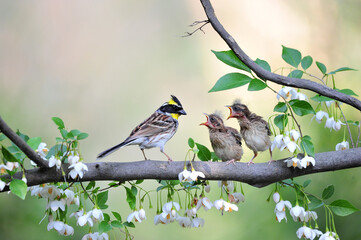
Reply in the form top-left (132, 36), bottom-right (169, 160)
top-left (182, 20), bottom-right (210, 37)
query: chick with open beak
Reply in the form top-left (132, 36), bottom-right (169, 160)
top-left (200, 113), bottom-right (243, 165)
top-left (226, 100), bottom-right (272, 165)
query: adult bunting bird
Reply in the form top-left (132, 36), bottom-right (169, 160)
top-left (200, 113), bottom-right (243, 165)
top-left (97, 95), bottom-right (186, 162)
top-left (227, 100), bottom-right (272, 165)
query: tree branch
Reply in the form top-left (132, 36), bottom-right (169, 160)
top-left (0, 115), bottom-right (49, 169)
top-left (1, 148), bottom-right (360, 192)
top-left (199, 0), bottom-right (361, 111)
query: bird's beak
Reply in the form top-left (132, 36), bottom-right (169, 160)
top-left (179, 109), bottom-right (187, 115)
top-left (226, 106), bottom-right (234, 120)
top-left (200, 114), bottom-right (211, 127)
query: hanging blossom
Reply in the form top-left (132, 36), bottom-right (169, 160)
top-left (273, 192), bottom-right (280, 203)
top-left (82, 232), bottom-right (109, 240)
top-left (36, 142), bottom-right (49, 160)
top-left (70, 209), bottom-right (93, 227)
top-left (284, 157), bottom-right (302, 169)
top-left (68, 162), bottom-right (88, 179)
top-left (296, 226), bottom-right (322, 240)
top-left (214, 199), bottom-right (238, 212)
top-left (47, 216), bottom-right (74, 237)
top-left (299, 155), bottom-right (316, 168)
top-left (218, 181), bottom-right (234, 193)
top-left (196, 196), bottom-right (213, 211)
top-left (0, 162), bottom-right (19, 172)
top-left (290, 205), bottom-right (306, 222)
top-left (335, 141), bottom-right (349, 151)
top-left (0, 180), bottom-right (6, 191)
top-left (319, 231), bottom-right (339, 240)
top-left (277, 87), bottom-right (298, 100)
top-left (48, 156), bottom-right (62, 170)
top-left (154, 201), bottom-right (180, 225)
top-left (271, 132), bottom-right (300, 154)
top-left (314, 111), bottom-right (329, 123)
top-left (274, 200), bottom-right (292, 222)
top-left (228, 192), bottom-right (245, 204)
top-left (178, 168), bottom-right (205, 182)
top-left (127, 209), bottom-right (146, 223)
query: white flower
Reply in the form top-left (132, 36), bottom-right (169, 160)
top-left (335, 141), bottom-right (349, 151)
top-left (214, 199), bottom-right (225, 210)
top-left (204, 184), bottom-right (211, 193)
top-left (3, 162), bottom-right (19, 171)
top-left (178, 169), bottom-right (192, 182)
top-left (185, 208), bottom-right (197, 217)
top-left (0, 164), bottom-right (11, 174)
top-left (68, 162), bottom-right (88, 179)
top-left (58, 223), bottom-right (74, 236)
top-left (127, 209), bottom-right (146, 223)
top-left (36, 142), bottom-right (49, 159)
top-left (76, 211), bottom-right (93, 227)
top-left (47, 220), bottom-right (64, 232)
top-left (64, 189), bottom-right (79, 206)
top-left (191, 217), bottom-right (205, 228)
top-left (229, 192), bottom-right (245, 204)
top-left (289, 129), bottom-right (301, 142)
top-left (332, 120), bottom-right (344, 131)
top-left (273, 192), bottom-right (280, 203)
top-left (314, 111), bottom-right (329, 123)
top-left (325, 117), bottom-right (335, 130)
top-left (280, 136), bottom-right (300, 153)
top-left (68, 154), bottom-right (80, 165)
top-left (290, 205), bottom-right (306, 222)
top-left (271, 134), bottom-right (286, 151)
top-left (275, 200), bottom-right (292, 222)
top-left (284, 157), bottom-right (302, 169)
top-left (40, 185), bottom-right (62, 200)
top-left (47, 199), bottom-right (66, 211)
top-left (196, 197), bottom-right (213, 211)
top-left (304, 211), bottom-right (318, 222)
top-left (293, 92), bottom-right (308, 101)
top-left (48, 156), bottom-right (62, 170)
top-left (162, 201), bottom-right (180, 213)
top-left (277, 87), bottom-right (298, 100)
top-left (223, 201), bottom-right (238, 212)
top-left (311, 229), bottom-right (323, 239)
top-left (91, 208), bottom-right (104, 222)
top-left (160, 202), bottom-right (180, 222)
top-left (189, 170), bottom-right (205, 181)
top-left (177, 216), bottom-right (192, 228)
top-left (325, 100), bottom-right (334, 108)
top-left (300, 156), bottom-right (315, 168)
top-left (218, 181), bottom-right (234, 192)
top-left (30, 185), bottom-right (43, 197)
top-left (82, 232), bottom-right (109, 240)
top-left (0, 180), bottom-right (6, 191)
top-left (296, 226), bottom-right (313, 239)
top-left (154, 213), bottom-right (171, 225)
top-left (21, 177), bottom-right (27, 184)
top-left (319, 231), bottom-right (338, 240)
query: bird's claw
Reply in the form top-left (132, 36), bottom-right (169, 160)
top-left (226, 159), bottom-right (236, 166)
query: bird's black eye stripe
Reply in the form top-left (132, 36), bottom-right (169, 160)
top-left (159, 104), bottom-right (183, 114)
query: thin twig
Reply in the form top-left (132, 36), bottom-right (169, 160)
top-left (182, 20), bottom-right (210, 37)
top-left (80, 181), bottom-right (95, 205)
top-left (357, 124), bottom-right (360, 148)
top-left (303, 72), bottom-right (326, 85)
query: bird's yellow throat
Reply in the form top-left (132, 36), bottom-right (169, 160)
top-left (171, 113), bottom-right (180, 120)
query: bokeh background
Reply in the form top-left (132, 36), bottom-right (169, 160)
top-left (0, 0), bottom-right (360, 239)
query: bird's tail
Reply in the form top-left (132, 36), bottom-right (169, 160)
top-left (96, 139), bottom-right (135, 160)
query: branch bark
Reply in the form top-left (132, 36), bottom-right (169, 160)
top-left (0, 115), bottom-right (49, 169)
top-left (199, 0), bottom-right (361, 111)
top-left (1, 148), bottom-right (361, 192)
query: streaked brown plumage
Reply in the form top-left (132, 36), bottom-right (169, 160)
top-left (97, 95), bottom-right (186, 162)
top-left (200, 113), bottom-right (243, 164)
top-left (227, 100), bottom-right (272, 165)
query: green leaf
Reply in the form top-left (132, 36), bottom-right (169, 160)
top-left (329, 199), bottom-right (359, 216)
top-left (99, 221), bottom-right (112, 234)
top-left (60, 129), bottom-right (68, 139)
top-left (47, 144), bottom-right (67, 158)
top-left (248, 79), bottom-right (267, 91)
top-left (287, 70), bottom-right (303, 79)
top-left (69, 129), bottom-right (81, 137)
top-left (10, 179), bottom-right (28, 200)
top-left (303, 179), bottom-right (311, 188)
top-left (311, 95), bottom-right (333, 102)
top-left (337, 89), bottom-right (358, 97)
top-left (188, 138), bottom-right (195, 148)
top-left (308, 195), bottom-right (324, 210)
top-left (27, 137), bottom-right (42, 150)
top-left (301, 56), bottom-right (313, 70)
top-left (103, 213), bottom-right (110, 222)
top-left (328, 67), bottom-right (357, 75)
top-left (211, 50), bottom-right (251, 72)
top-left (274, 114), bottom-right (288, 131)
top-left (0, 134), bottom-right (6, 141)
top-left (111, 220), bottom-right (123, 228)
top-left (1, 146), bottom-right (18, 162)
top-left (112, 211), bottom-right (122, 222)
top-left (301, 136), bottom-right (315, 157)
top-left (135, 179), bottom-right (144, 184)
top-left (131, 186), bottom-right (138, 197)
top-left (322, 185), bottom-right (335, 200)
top-left (52, 117), bottom-right (65, 129)
top-left (255, 58), bottom-right (271, 72)
top-left (97, 191), bottom-right (109, 208)
top-left (208, 73), bottom-right (252, 92)
top-left (77, 133), bottom-right (89, 140)
top-left (282, 46), bottom-right (302, 68)
top-left (125, 187), bottom-right (136, 210)
top-left (86, 181), bottom-right (96, 190)
top-left (195, 143), bottom-right (211, 161)
top-left (16, 130), bottom-right (29, 142)
top-left (123, 222), bottom-right (135, 228)
top-left (316, 61), bottom-right (327, 74)
top-left (289, 100), bottom-right (316, 116)
top-left (273, 102), bottom-right (287, 113)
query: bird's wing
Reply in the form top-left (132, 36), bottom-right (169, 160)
top-left (226, 127), bottom-right (243, 147)
top-left (250, 114), bottom-right (272, 136)
top-left (126, 112), bottom-right (175, 141)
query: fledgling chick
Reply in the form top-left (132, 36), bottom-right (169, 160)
top-left (97, 95), bottom-right (187, 162)
top-left (200, 113), bottom-right (243, 165)
top-left (227, 100), bottom-right (272, 165)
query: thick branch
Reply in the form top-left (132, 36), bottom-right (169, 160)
top-left (200, 0), bottom-right (361, 111)
top-left (1, 148), bottom-right (361, 191)
top-left (0, 115), bottom-right (48, 169)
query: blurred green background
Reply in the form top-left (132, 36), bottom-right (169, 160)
top-left (0, 0), bottom-right (360, 239)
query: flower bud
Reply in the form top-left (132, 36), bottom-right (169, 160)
top-left (273, 192), bottom-right (280, 203)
